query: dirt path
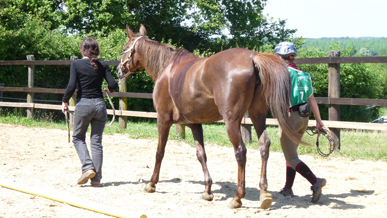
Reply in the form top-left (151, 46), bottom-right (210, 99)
top-left (0, 123), bottom-right (386, 218)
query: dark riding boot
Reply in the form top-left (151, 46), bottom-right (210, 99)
top-left (311, 178), bottom-right (326, 203)
top-left (285, 162), bottom-right (296, 189)
top-left (280, 163), bottom-right (296, 197)
top-left (295, 162), bottom-right (326, 203)
top-left (295, 162), bottom-right (316, 184)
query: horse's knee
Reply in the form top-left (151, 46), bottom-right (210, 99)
top-left (235, 145), bottom-right (247, 165)
top-left (259, 136), bottom-right (270, 149)
top-left (258, 130), bottom-right (270, 146)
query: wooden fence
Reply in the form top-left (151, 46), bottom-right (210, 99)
top-left (1, 53), bottom-right (387, 146)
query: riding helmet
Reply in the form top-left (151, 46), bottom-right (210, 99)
top-left (274, 42), bottom-right (297, 57)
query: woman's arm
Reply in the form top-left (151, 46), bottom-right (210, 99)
top-left (104, 64), bottom-right (118, 92)
top-left (62, 63), bottom-right (77, 103)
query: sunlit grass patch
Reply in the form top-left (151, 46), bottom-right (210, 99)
top-left (0, 113), bottom-right (386, 161)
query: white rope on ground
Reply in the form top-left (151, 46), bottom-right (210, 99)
top-left (0, 179), bottom-right (147, 218)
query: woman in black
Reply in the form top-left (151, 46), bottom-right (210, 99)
top-left (62, 38), bottom-right (118, 187)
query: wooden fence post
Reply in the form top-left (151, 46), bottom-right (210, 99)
top-left (69, 56), bottom-right (78, 126)
top-left (0, 83), bottom-right (3, 115)
top-left (26, 55), bottom-right (34, 119)
top-left (118, 56), bottom-right (128, 130)
top-left (242, 111), bottom-right (252, 143)
top-left (328, 50), bottom-right (341, 148)
top-left (175, 124), bottom-right (185, 139)
top-left (119, 79), bottom-right (128, 130)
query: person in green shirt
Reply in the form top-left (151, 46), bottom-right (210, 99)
top-left (274, 42), bottom-right (327, 203)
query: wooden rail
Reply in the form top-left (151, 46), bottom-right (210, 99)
top-left (2, 56), bottom-right (387, 66)
top-left (1, 88), bottom-right (386, 106)
top-left (0, 56), bottom-right (387, 66)
top-left (1, 102), bottom-right (386, 131)
top-left (0, 60), bottom-right (120, 66)
top-left (1, 54), bottom-right (387, 144)
top-left (294, 56), bottom-right (387, 64)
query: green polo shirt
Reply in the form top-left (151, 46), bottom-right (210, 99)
top-left (288, 67), bottom-right (313, 107)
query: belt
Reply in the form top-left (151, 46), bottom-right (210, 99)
top-left (288, 103), bottom-right (305, 112)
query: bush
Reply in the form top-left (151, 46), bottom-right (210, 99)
top-left (296, 42), bottom-right (387, 122)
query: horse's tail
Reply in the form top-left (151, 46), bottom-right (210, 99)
top-left (253, 53), bottom-right (306, 145)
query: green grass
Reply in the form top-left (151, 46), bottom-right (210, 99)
top-left (1, 111), bottom-right (386, 161)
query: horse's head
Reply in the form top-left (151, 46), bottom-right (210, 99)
top-left (116, 24), bottom-right (147, 81)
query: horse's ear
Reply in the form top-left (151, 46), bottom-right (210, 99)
top-left (139, 24), bottom-right (147, 36)
top-left (126, 24), bottom-right (135, 38)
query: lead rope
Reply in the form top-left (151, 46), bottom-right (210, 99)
top-left (65, 89), bottom-right (115, 143)
top-left (104, 90), bottom-right (115, 128)
top-left (306, 126), bottom-right (343, 157)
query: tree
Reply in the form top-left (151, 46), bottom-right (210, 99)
top-left (1, 0), bottom-right (299, 115)
top-left (355, 47), bottom-right (376, 57)
top-left (61, 0), bottom-right (132, 36)
top-left (217, 0), bottom-right (296, 51)
top-left (0, 0), bottom-right (63, 31)
top-left (297, 41), bottom-right (386, 122)
top-left (60, 0), bottom-right (296, 52)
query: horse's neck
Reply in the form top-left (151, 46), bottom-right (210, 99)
top-left (142, 48), bottom-right (187, 80)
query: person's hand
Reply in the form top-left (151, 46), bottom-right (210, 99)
top-left (316, 120), bottom-right (324, 134)
top-left (105, 86), bottom-right (110, 92)
top-left (62, 102), bottom-right (69, 114)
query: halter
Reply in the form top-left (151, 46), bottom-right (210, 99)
top-left (119, 36), bottom-right (143, 83)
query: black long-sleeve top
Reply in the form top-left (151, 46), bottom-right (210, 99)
top-left (62, 58), bottom-right (118, 103)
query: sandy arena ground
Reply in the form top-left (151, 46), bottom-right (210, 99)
top-left (0, 123), bottom-right (386, 218)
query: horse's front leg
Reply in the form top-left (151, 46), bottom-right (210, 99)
top-left (186, 124), bottom-right (213, 201)
top-left (225, 119), bottom-right (247, 209)
top-left (144, 118), bottom-right (172, 193)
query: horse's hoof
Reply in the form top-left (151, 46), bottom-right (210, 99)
top-left (227, 199), bottom-right (242, 209)
top-left (201, 193), bottom-right (214, 201)
top-left (260, 192), bottom-right (273, 209)
top-left (144, 183), bottom-right (156, 193)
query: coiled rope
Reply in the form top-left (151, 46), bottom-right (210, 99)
top-left (306, 126), bottom-right (343, 157)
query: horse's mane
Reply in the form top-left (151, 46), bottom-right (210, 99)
top-left (137, 37), bottom-right (190, 80)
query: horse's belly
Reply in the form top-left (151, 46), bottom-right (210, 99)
top-left (174, 97), bottom-right (222, 124)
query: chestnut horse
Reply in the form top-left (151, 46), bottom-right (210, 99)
top-left (117, 24), bottom-right (303, 209)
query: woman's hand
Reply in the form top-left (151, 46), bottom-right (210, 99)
top-left (62, 102), bottom-right (69, 114)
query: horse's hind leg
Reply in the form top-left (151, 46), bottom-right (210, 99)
top-left (186, 124), bottom-right (214, 201)
top-left (144, 119), bottom-right (173, 193)
top-left (249, 109), bottom-right (273, 209)
top-left (224, 118), bottom-right (247, 209)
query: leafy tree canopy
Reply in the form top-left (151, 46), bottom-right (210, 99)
top-left (0, 0), bottom-right (63, 30)
top-left (2, 0), bottom-right (295, 53)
